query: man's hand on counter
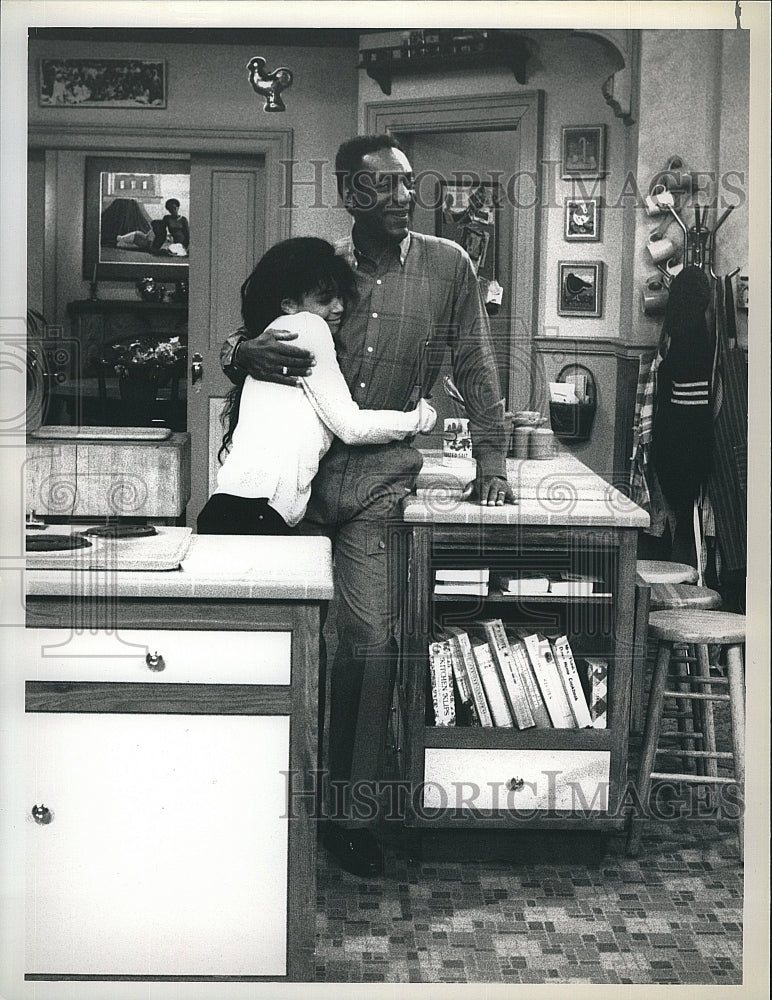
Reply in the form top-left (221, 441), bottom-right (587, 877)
top-left (474, 474), bottom-right (518, 506)
top-left (235, 329), bottom-right (315, 386)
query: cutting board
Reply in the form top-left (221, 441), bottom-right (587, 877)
top-left (25, 526), bottom-right (193, 571)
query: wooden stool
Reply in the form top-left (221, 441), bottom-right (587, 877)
top-left (627, 610), bottom-right (745, 860)
top-left (636, 559), bottom-right (698, 585)
top-left (630, 584), bottom-right (723, 731)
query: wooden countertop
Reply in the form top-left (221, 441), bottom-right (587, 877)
top-left (405, 452), bottom-right (649, 528)
top-left (26, 534), bottom-right (334, 601)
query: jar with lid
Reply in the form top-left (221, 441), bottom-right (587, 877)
top-left (529, 427), bottom-right (558, 460)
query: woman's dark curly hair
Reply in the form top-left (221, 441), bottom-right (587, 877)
top-left (219, 237), bottom-right (358, 461)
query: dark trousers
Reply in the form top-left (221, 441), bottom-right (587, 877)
top-left (197, 494), bottom-right (292, 535)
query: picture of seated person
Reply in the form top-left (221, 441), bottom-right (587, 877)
top-left (152, 199), bottom-right (189, 252)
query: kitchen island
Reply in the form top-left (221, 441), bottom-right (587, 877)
top-left (395, 452), bottom-right (649, 833)
top-left (22, 534), bottom-right (332, 988)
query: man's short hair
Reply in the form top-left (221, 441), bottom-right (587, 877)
top-left (334, 134), bottom-right (406, 197)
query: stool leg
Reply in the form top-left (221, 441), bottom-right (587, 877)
top-left (695, 643), bottom-right (717, 787)
top-left (725, 643), bottom-right (745, 862)
top-left (630, 584), bottom-right (651, 733)
top-left (672, 643), bottom-right (697, 771)
top-left (627, 640), bottom-right (672, 856)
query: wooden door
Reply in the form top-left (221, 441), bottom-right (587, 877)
top-left (26, 708), bottom-right (290, 977)
top-left (187, 155), bottom-right (267, 526)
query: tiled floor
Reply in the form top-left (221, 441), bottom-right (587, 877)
top-left (315, 814), bottom-right (743, 985)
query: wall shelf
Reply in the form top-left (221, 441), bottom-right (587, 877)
top-left (359, 32), bottom-right (533, 96)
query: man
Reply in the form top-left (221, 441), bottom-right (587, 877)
top-left (221, 134), bottom-right (515, 875)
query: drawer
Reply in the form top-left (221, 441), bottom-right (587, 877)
top-left (423, 748), bottom-right (610, 813)
top-left (21, 628), bottom-right (291, 685)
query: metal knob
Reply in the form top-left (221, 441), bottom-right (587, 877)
top-left (31, 804), bottom-right (53, 825)
top-left (191, 353), bottom-right (204, 389)
top-left (145, 651), bottom-right (166, 672)
top-left (507, 777), bottom-right (525, 792)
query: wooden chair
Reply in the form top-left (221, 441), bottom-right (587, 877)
top-left (627, 610), bottom-right (745, 860)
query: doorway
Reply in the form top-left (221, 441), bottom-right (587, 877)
top-left (366, 93), bottom-right (543, 421)
top-left (27, 124), bottom-right (292, 527)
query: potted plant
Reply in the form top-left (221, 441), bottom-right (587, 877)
top-left (102, 335), bottom-right (187, 423)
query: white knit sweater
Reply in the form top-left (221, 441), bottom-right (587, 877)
top-left (215, 311), bottom-right (423, 526)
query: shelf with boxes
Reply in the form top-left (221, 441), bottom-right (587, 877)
top-left (358, 29), bottom-right (533, 96)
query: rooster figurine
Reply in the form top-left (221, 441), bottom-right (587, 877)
top-left (247, 56), bottom-right (293, 112)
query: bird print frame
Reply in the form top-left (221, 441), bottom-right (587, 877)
top-left (564, 197), bottom-right (602, 242)
top-left (557, 261), bottom-right (604, 317)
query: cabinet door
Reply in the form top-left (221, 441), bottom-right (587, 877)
top-left (26, 711), bottom-right (289, 978)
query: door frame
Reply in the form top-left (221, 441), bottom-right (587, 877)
top-left (365, 93), bottom-right (543, 412)
top-left (28, 125), bottom-right (292, 524)
top-left (28, 123), bottom-right (293, 312)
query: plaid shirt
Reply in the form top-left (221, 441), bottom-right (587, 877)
top-left (222, 230), bottom-right (507, 523)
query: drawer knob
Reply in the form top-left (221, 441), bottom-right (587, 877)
top-left (31, 804), bottom-right (53, 825)
top-left (145, 651), bottom-right (166, 672)
top-left (507, 777), bottom-right (525, 792)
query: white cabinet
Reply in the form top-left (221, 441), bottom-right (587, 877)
top-left (26, 711), bottom-right (289, 977)
top-left (22, 593), bottom-right (323, 985)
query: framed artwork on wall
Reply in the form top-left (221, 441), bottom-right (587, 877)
top-left (39, 59), bottom-right (166, 108)
top-left (557, 261), bottom-right (604, 317)
top-left (564, 196), bottom-right (602, 241)
top-left (561, 125), bottom-right (606, 179)
top-left (83, 156), bottom-right (190, 282)
top-left (435, 180), bottom-right (499, 280)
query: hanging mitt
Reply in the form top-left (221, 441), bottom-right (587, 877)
top-left (651, 266), bottom-right (714, 510)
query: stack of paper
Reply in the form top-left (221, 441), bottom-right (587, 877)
top-left (434, 567), bottom-right (489, 596)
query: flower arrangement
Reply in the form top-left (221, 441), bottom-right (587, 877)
top-left (103, 336), bottom-right (187, 383)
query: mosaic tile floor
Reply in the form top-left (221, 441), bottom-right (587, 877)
top-left (315, 815), bottom-right (743, 985)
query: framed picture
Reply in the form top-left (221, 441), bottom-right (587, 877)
top-left (435, 180), bottom-right (499, 280)
top-left (561, 125), bottom-right (606, 179)
top-left (564, 197), bottom-right (602, 241)
top-left (83, 157), bottom-right (190, 282)
top-left (557, 261), bottom-right (604, 317)
top-left (39, 59), bottom-right (166, 108)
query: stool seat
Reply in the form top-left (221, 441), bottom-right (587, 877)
top-left (648, 583), bottom-right (723, 612)
top-left (636, 559), bottom-right (698, 585)
top-left (648, 610), bottom-right (746, 645)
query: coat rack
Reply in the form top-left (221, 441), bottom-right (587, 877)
top-left (641, 156), bottom-right (740, 315)
top-left (664, 203), bottom-right (740, 281)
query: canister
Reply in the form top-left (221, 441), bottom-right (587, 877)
top-left (512, 426), bottom-right (533, 459)
top-left (529, 427), bottom-right (558, 460)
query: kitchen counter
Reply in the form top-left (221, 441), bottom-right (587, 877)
top-left (25, 533), bottom-right (334, 601)
top-left (408, 452), bottom-right (649, 528)
top-left (23, 532), bottom-right (332, 984)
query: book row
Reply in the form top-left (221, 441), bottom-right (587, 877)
top-left (434, 568), bottom-right (607, 597)
top-left (428, 619), bottom-right (608, 730)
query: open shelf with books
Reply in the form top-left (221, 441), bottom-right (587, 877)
top-left (393, 474), bottom-right (648, 831)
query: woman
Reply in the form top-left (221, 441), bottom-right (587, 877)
top-left (197, 237), bottom-right (435, 534)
